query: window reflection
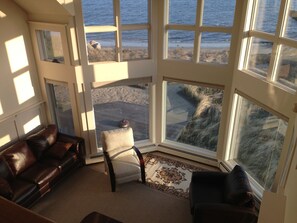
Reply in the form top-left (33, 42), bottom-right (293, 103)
top-left (231, 95), bottom-right (287, 190)
top-left (166, 82), bottom-right (223, 152)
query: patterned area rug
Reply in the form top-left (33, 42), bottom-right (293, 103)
top-left (144, 153), bottom-right (206, 199)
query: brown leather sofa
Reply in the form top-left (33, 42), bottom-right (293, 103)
top-left (189, 165), bottom-right (258, 223)
top-left (0, 124), bottom-right (85, 207)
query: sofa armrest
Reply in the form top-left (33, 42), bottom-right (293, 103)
top-left (191, 171), bottom-right (228, 184)
top-left (57, 133), bottom-right (85, 165)
top-left (193, 203), bottom-right (258, 223)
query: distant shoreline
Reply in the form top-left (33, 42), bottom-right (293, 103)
top-left (87, 43), bottom-right (230, 63)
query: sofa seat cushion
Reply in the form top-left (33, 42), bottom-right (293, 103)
top-left (3, 141), bottom-right (36, 176)
top-left (19, 163), bottom-right (59, 189)
top-left (10, 179), bottom-right (38, 204)
top-left (45, 142), bottom-right (73, 160)
top-left (26, 125), bottom-right (58, 159)
top-left (43, 152), bottom-right (78, 172)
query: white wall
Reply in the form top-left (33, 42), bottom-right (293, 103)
top-left (0, 0), bottom-right (45, 146)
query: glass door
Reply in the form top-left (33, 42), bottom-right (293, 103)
top-left (46, 81), bottom-right (75, 136)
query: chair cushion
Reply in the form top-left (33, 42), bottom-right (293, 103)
top-left (224, 165), bottom-right (254, 206)
top-left (3, 141), bottom-right (36, 176)
top-left (45, 142), bottom-right (73, 159)
top-left (26, 125), bottom-right (58, 159)
top-left (0, 177), bottom-right (13, 199)
top-left (112, 154), bottom-right (141, 178)
top-left (101, 128), bottom-right (134, 157)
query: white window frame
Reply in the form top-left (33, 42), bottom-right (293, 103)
top-left (82, 0), bottom-right (152, 63)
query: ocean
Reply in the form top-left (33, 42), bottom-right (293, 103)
top-left (82, 0), bottom-right (297, 48)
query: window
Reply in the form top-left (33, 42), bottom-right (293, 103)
top-left (243, 0), bottom-right (297, 90)
top-left (47, 82), bottom-right (75, 136)
top-left (230, 95), bottom-right (288, 190)
top-left (92, 83), bottom-right (150, 150)
top-left (82, 0), bottom-right (151, 63)
top-left (165, 81), bottom-right (224, 152)
top-left (165, 0), bottom-right (235, 64)
top-left (36, 30), bottom-right (64, 63)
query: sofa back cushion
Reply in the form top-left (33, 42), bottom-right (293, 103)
top-left (26, 125), bottom-right (58, 159)
top-left (0, 156), bottom-right (14, 180)
top-left (3, 141), bottom-right (36, 176)
top-left (224, 165), bottom-right (255, 207)
top-left (0, 177), bottom-right (13, 199)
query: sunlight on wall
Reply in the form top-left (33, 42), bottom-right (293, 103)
top-left (5, 35), bottom-right (29, 73)
top-left (23, 115), bottom-right (41, 134)
top-left (0, 134), bottom-right (11, 147)
top-left (0, 101), bottom-right (3, 115)
top-left (13, 71), bottom-right (35, 104)
top-left (0, 10), bottom-right (6, 18)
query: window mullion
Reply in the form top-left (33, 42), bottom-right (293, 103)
top-left (194, 0), bottom-right (203, 63)
top-left (114, 0), bottom-right (121, 62)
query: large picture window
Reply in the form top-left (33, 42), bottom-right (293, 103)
top-left (165, 81), bottom-right (224, 152)
top-left (230, 95), bottom-right (288, 190)
top-left (92, 83), bottom-right (150, 149)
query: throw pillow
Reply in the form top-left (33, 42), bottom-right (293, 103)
top-left (3, 141), bottom-right (36, 176)
top-left (224, 165), bottom-right (254, 207)
top-left (26, 125), bottom-right (58, 159)
top-left (46, 142), bottom-right (73, 159)
top-left (0, 177), bottom-right (13, 199)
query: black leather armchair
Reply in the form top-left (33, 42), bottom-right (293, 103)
top-left (189, 165), bottom-right (258, 223)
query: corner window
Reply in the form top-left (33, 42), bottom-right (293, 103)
top-left (243, 0), bottom-right (297, 91)
top-left (165, 81), bottom-right (224, 152)
top-left (230, 95), bottom-right (288, 190)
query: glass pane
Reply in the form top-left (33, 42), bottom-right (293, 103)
top-left (36, 30), bottom-right (64, 63)
top-left (231, 95), bottom-right (287, 190)
top-left (284, 0), bottom-right (297, 40)
top-left (276, 45), bottom-right (297, 89)
top-left (200, 32), bottom-right (231, 64)
top-left (86, 32), bottom-right (116, 62)
top-left (120, 0), bottom-right (148, 24)
top-left (247, 38), bottom-right (273, 77)
top-left (169, 0), bottom-right (197, 24)
top-left (167, 30), bottom-right (194, 60)
top-left (49, 84), bottom-right (75, 136)
top-left (166, 82), bottom-right (224, 152)
top-left (82, 0), bottom-right (114, 26)
top-left (203, 0), bottom-right (236, 26)
top-left (92, 84), bottom-right (150, 148)
top-left (254, 0), bottom-right (281, 34)
top-left (122, 30), bottom-right (149, 61)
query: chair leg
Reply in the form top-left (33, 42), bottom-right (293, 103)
top-left (141, 167), bottom-right (146, 184)
top-left (110, 176), bottom-right (116, 192)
